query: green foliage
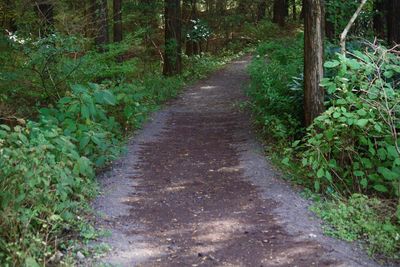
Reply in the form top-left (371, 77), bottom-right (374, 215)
top-left (39, 83), bottom-right (122, 167)
top-left (0, 42), bottom-right (244, 264)
top-left (312, 194), bottom-right (400, 259)
top-left (247, 34), bottom-right (304, 142)
top-left (186, 19), bottom-right (212, 43)
top-left (296, 47), bottom-right (400, 197)
top-left (242, 20), bottom-right (281, 43)
top-left (0, 32), bottom-right (139, 115)
top-left (0, 120), bottom-right (96, 265)
top-left (325, 0), bottom-right (374, 40)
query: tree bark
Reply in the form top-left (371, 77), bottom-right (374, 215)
top-left (92, 0), bottom-right (109, 48)
top-left (373, 0), bottom-right (385, 39)
top-left (257, 0), bottom-right (267, 22)
top-left (387, 0), bottom-right (400, 45)
top-left (163, 0), bottom-right (182, 76)
top-left (304, 0), bottom-right (325, 126)
top-left (300, 0), bottom-right (305, 19)
top-left (184, 0), bottom-right (198, 55)
top-left (273, 0), bottom-right (286, 26)
top-left (292, 0), bottom-right (297, 20)
top-left (113, 0), bottom-right (123, 42)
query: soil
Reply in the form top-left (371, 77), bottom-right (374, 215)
top-left (92, 57), bottom-right (380, 267)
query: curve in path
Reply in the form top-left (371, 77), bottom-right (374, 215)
top-left (93, 57), bottom-right (378, 267)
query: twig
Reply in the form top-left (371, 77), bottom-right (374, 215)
top-left (340, 0), bottom-right (368, 55)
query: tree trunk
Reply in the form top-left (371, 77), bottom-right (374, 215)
top-left (373, 0), bottom-right (385, 39)
top-left (387, 0), bottom-right (400, 45)
top-left (292, 0), bottom-right (297, 20)
top-left (273, 0), bottom-right (286, 26)
top-left (257, 0), bottom-right (267, 22)
top-left (300, 0), bottom-right (305, 19)
top-left (216, 0), bottom-right (226, 15)
top-left (163, 0), bottom-right (182, 76)
top-left (113, 0), bottom-right (123, 42)
top-left (325, 4), bottom-right (335, 40)
top-left (185, 0), bottom-right (198, 56)
top-left (92, 0), bottom-right (109, 48)
top-left (304, 0), bottom-right (325, 126)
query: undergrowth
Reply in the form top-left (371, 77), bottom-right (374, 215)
top-left (0, 31), bottom-right (244, 266)
top-left (247, 33), bottom-right (400, 261)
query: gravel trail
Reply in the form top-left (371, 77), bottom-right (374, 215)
top-left (93, 57), bottom-right (379, 267)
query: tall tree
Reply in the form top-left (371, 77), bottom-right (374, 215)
top-left (184, 0), bottom-right (198, 55)
top-left (387, 0), bottom-right (400, 45)
top-left (373, 0), bottom-right (385, 39)
top-left (92, 0), bottom-right (109, 48)
top-left (216, 0), bottom-right (227, 14)
top-left (257, 0), bottom-right (267, 22)
top-left (300, 0), bottom-right (305, 19)
top-left (273, 0), bottom-right (286, 26)
top-left (303, 0), bottom-right (325, 126)
top-left (292, 0), bottom-right (297, 20)
top-left (113, 0), bottom-right (122, 42)
top-left (163, 0), bottom-right (182, 76)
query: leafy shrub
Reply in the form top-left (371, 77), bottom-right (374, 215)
top-left (0, 32), bottom-right (139, 116)
top-left (247, 34), bottom-right (304, 142)
top-left (242, 20), bottom-right (281, 42)
top-left (312, 194), bottom-right (400, 259)
top-left (186, 19), bottom-right (212, 43)
top-left (40, 84), bottom-right (122, 167)
top-left (296, 46), bottom-right (400, 197)
top-left (0, 121), bottom-right (96, 265)
top-left (0, 82), bottom-right (123, 265)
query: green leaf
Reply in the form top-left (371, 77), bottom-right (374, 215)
top-left (374, 124), bottom-right (382, 132)
top-left (326, 130), bottom-right (334, 141)
top-left (333, 112), bottom-right (341, 119)
top-left (325, 171), bottom-right (333, 183)
top-left (324, 60), bottom-right (340, 68)
top-left (383, 70), bottom-right (394, 78)
top-left (314, 180), bottom-right (320, 192)
top-left (373, 184), bottom-right (388, 193)
top-left (355, 119), bottom-right (368, 128)
top-left (102, 90), bottom-right (116, 105)
top-left (356, 109), bottom-right (367, 116)
top-left (387, 146), bottom-right (398, 158)
top-left (353, 170), bottom-right (364, 177)
top-left (81, 105), bottom-right (90, 119)
top-left (378, 167), bottom-right (398, 181)
top-left (25, 257), bottom-right (40, 267)
top-left (79, 136), bottom-right (90, 149)
top-left (347, 59), bottom-right (361, 70)
top-left (317, 168), bottom-right (324, 178)
top-left (71, 84), bottom-right (88, 94)
top-left (281, 157), bottom-right (290, 166)
top-left (360, 178), bottom-right (368, 188)
top-left (0, 124), bottom-right (11, 131)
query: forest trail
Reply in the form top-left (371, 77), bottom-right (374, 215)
top-left (93, 57), bottom-right (377, 267)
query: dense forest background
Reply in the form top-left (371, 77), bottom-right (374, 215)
top-left (0, 0), bottom-right (399, 265)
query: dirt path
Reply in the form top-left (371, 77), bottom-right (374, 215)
top-left (93, 57), bottom-right (378, 267)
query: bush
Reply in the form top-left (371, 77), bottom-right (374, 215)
top-left (0, 121), bottom-right (96, 265)
top-left (312, 194), bottom-right (400, 259)
top-left (296, 46), bottom-right (400, 197)
top-left (242, 20), bottom-right (281, 43)
top-left (0, 32), bottom-right (139, 116)
top-left (247, 34), bottom-right (304, 142)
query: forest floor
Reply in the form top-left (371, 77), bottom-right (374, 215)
top-left (91, 57), bottom-right (379, 267)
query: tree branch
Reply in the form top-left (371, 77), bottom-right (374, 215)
top-left (340, 0), bottom-right (368, 55)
